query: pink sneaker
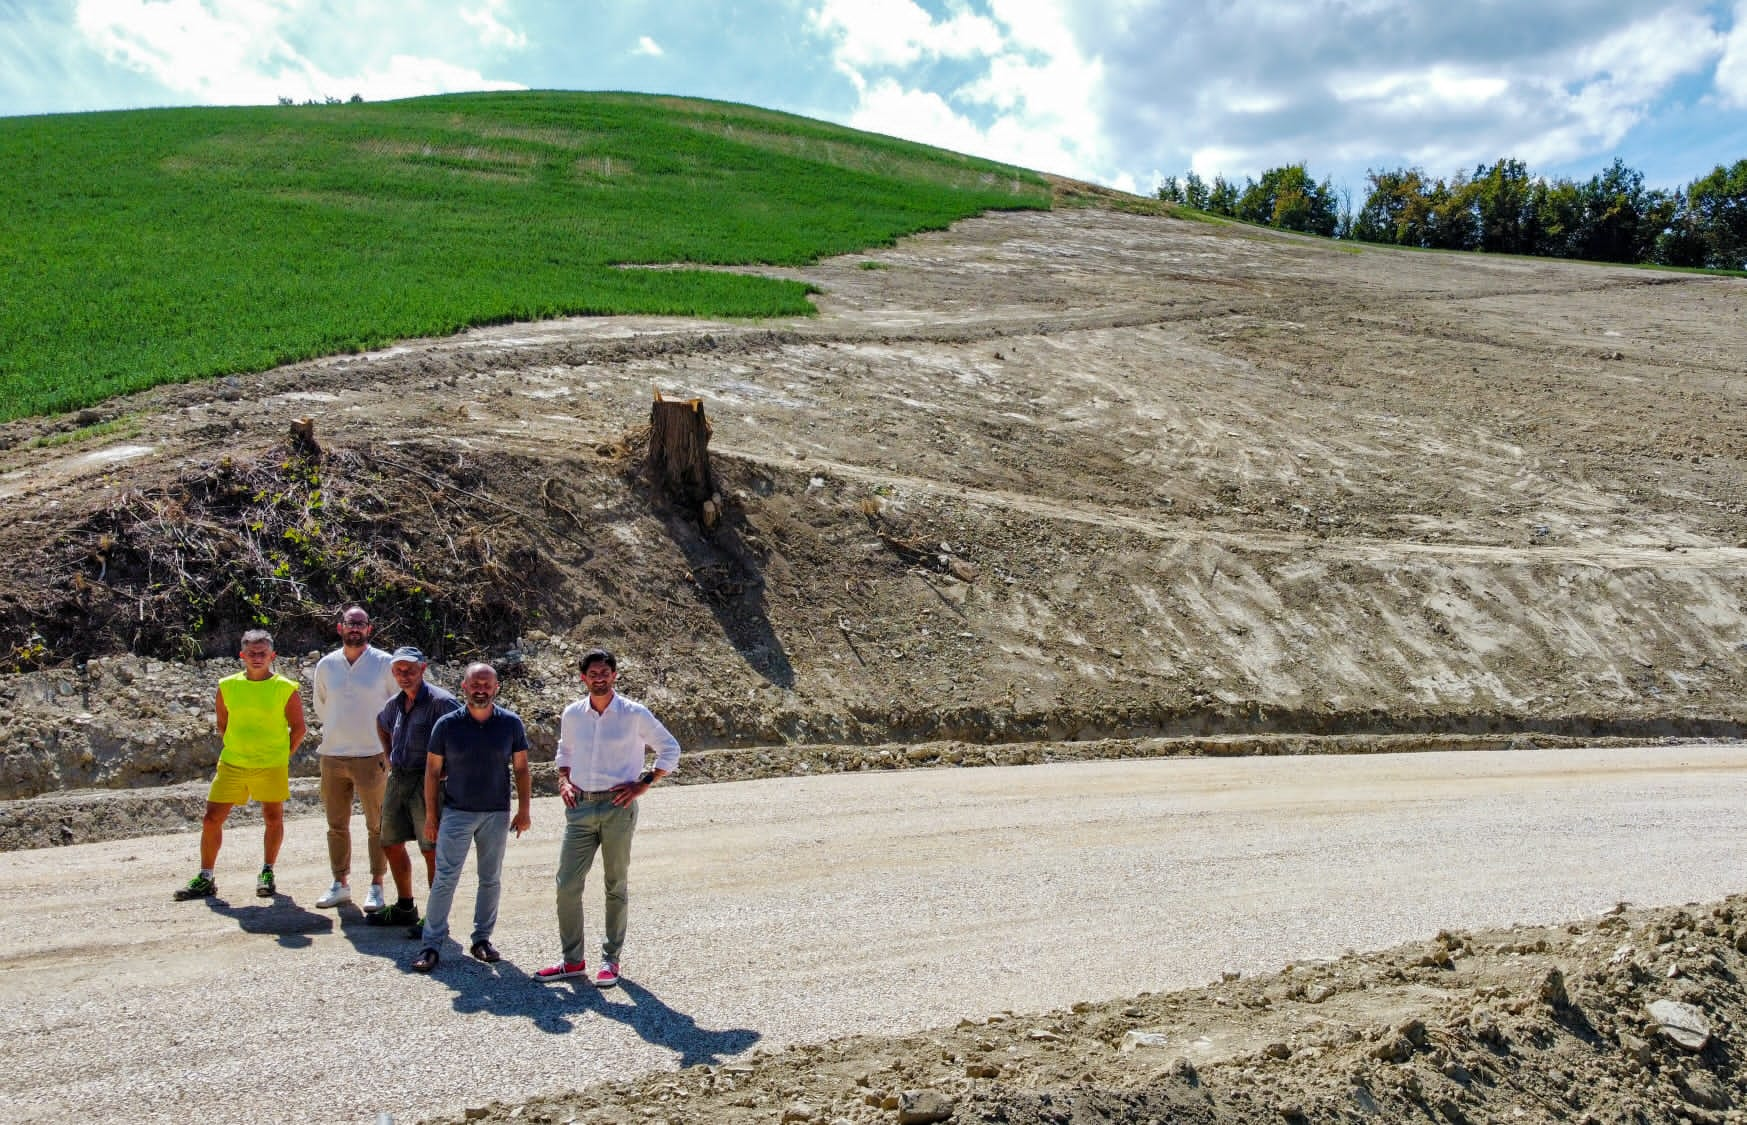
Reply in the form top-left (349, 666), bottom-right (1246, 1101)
top-left (593, 962), bottom-right (620, 989)
top-left (535, 960), bottom-right (587, 981)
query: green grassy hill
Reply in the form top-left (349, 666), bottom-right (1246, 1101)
top-left (1, 91), bottom-right (1048, 422)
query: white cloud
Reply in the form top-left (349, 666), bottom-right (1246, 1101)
top-left (1717, 0), bottom-right (1747, 106)
top-left (982, 0), bottom-right (1076, 55)
top-left (350, 53), bottom-right (523, 102)
top-left (634, 36), bottom-right (664, 58)
top-left (70, 0), bottom-right (521, 107)
top-left (850, 78), bottom-right (988, 153)
top-left (810, 0), bottom-right (1003, 69)
top-left (812, 0), bottom-right (1119, 184)
top-left (461, 0), bottom-right (526, 50)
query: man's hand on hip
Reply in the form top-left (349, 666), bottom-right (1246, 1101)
top-left (609, 778), bottom-right (650, 808)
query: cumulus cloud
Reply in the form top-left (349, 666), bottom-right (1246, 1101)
top-left (810, 0), bottom-right (1003, 69)
top-left (1718, 0), bottom-right (1747, 106)
top-left (633, 36), bottom-right (664, 58)
top-left (460, 0), bottom-right (526, 50)
top-left (810, 0), bottom-right (1124, 187)
top-left (69, 0), bottom-right (521, 107)
top-left (809, 0), bottom-right (1744, 199)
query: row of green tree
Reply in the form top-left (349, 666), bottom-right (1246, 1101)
top-left (1156, 157), bottom-right (1747, 271)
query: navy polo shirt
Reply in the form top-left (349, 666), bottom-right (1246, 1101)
top-left (377, 681), bottom-right (461, 772)
top-left (427, 704), bottom-right (529, 812)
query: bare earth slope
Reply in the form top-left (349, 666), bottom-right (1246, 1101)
top-left (2, 203), bottom-right (1747, 1124)
top-left (2, 206), bottom-right (1746, 807)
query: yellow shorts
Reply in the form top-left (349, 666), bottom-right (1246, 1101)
top-left (208, 759), bottom-right (291, 805)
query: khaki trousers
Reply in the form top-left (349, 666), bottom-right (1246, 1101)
top-left (320, 753), bottom-right (388, 881)
top-left (556, 797), bottom-right (638, 965)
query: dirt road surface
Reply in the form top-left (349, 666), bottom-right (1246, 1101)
top-left (5, 744), bottom-right (1747, 1125)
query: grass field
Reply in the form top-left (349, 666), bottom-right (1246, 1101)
top-left (1, 91), bottom-right (1048, 422)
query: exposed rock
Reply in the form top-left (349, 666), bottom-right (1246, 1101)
top-left (1539, 967), bottom-right (1570, 1009)
top-left (1647, 998), bottom-right (1711, 1051)
top-left (1120, 1030), bottom-right (1171, 1052)
top-left (896, 1088), bottom-right (954, 1124)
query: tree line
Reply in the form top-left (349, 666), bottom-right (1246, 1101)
top-left (1156, 157), bottom-right (1747, 271)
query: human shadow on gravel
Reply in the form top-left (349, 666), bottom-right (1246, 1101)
top-left (323, 909), bottom-right (587, 1032)
top-left (201, 894), bottom-right (333, 949)
top-left (535, 977), bottom-right (761, 1065)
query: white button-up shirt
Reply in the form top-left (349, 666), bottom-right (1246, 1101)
top-left (555, 693), bottom-right (681, 790)
top-left (312, 645), bottom-right (396, 757)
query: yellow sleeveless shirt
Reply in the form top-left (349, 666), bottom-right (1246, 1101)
top-left (218, 672), bottom-right (301, 768)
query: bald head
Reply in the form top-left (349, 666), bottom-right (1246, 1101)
top-left (461, 662), bottom-right (499, 712)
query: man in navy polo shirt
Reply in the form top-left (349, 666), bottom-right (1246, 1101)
top-left (412, 662), bottom-right (531, 973)
top-left (370, 646), bottom-right (460, 932)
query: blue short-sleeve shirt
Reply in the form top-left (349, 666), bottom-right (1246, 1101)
top-left (377, 681), bottom-right (461, 772)
top-left (427, 705), bottom-right (529, 812)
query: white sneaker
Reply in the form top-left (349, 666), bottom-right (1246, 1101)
top-left (362, 883), bottom-right (385, 913)
top-left (315, 881), bottom-right (351, 909)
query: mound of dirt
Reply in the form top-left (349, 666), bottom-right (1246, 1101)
top-left (431, 893), bottom-right (1747, 1125)
top-left (0, 435), bottom-right (593, 664)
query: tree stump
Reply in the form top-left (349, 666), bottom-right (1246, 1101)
top-left (646, 390), bottom-right (717, 518)
top-left (288, 416), bottom-right (321, 457)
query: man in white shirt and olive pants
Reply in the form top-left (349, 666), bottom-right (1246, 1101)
top-left (311, 605), bottom-right (397, 911)
top-left (536, 648), bottom-right (681, 989)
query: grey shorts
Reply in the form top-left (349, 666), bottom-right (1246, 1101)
top-left (381, 768), bottom-right (432, 850)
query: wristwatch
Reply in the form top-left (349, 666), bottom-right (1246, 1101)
top-left (637, 770), bottom-right (656, 787)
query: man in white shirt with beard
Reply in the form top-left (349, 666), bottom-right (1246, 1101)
top-left (536, 648), bottom-right (681, 989)
top-left (311, 605), bottom-right (397, 911)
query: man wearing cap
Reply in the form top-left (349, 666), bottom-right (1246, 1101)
top-left (312, 605), bottom-right (397, 911)
top-left (536, 648), bottom-right (681, 989)
top-left (370, 646), bottom-right (460, 930)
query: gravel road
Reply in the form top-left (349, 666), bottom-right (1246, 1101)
top-left (4, 745), bottom-right (1746, 1125)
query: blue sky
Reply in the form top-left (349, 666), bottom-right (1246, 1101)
top-left (3, 0), bottom-right (1745, 200)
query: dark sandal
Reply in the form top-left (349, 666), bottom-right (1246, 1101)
top-left (412, 948), bottom-right (440, 973)
top-left (470, 940), bottom-right (501, 963)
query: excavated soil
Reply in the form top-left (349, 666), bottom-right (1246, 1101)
top-left (2, 193), bottom-right (1746, 1122)
top-left (427, 894), bottom-right (1747, 1125)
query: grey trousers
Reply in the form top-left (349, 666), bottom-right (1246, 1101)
top-left (556, 797), bottom-right (638, 964)
top-left (421, 808), bottom-right (509, 949)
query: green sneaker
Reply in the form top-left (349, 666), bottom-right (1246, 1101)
top-left (406, 914), bottom-right (425, 940)
top-left (256, 867), bottom-right (276, 898)
top-left (174, 873), bottom-right (217, 901)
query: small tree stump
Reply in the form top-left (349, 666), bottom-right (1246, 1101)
top-left (288, 416), bottom-right (321, 457)
top-left (646, 390), bottom-right (716, 514)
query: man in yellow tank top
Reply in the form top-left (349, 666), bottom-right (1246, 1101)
top-left (173, 628), bottom-right (308, 901)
